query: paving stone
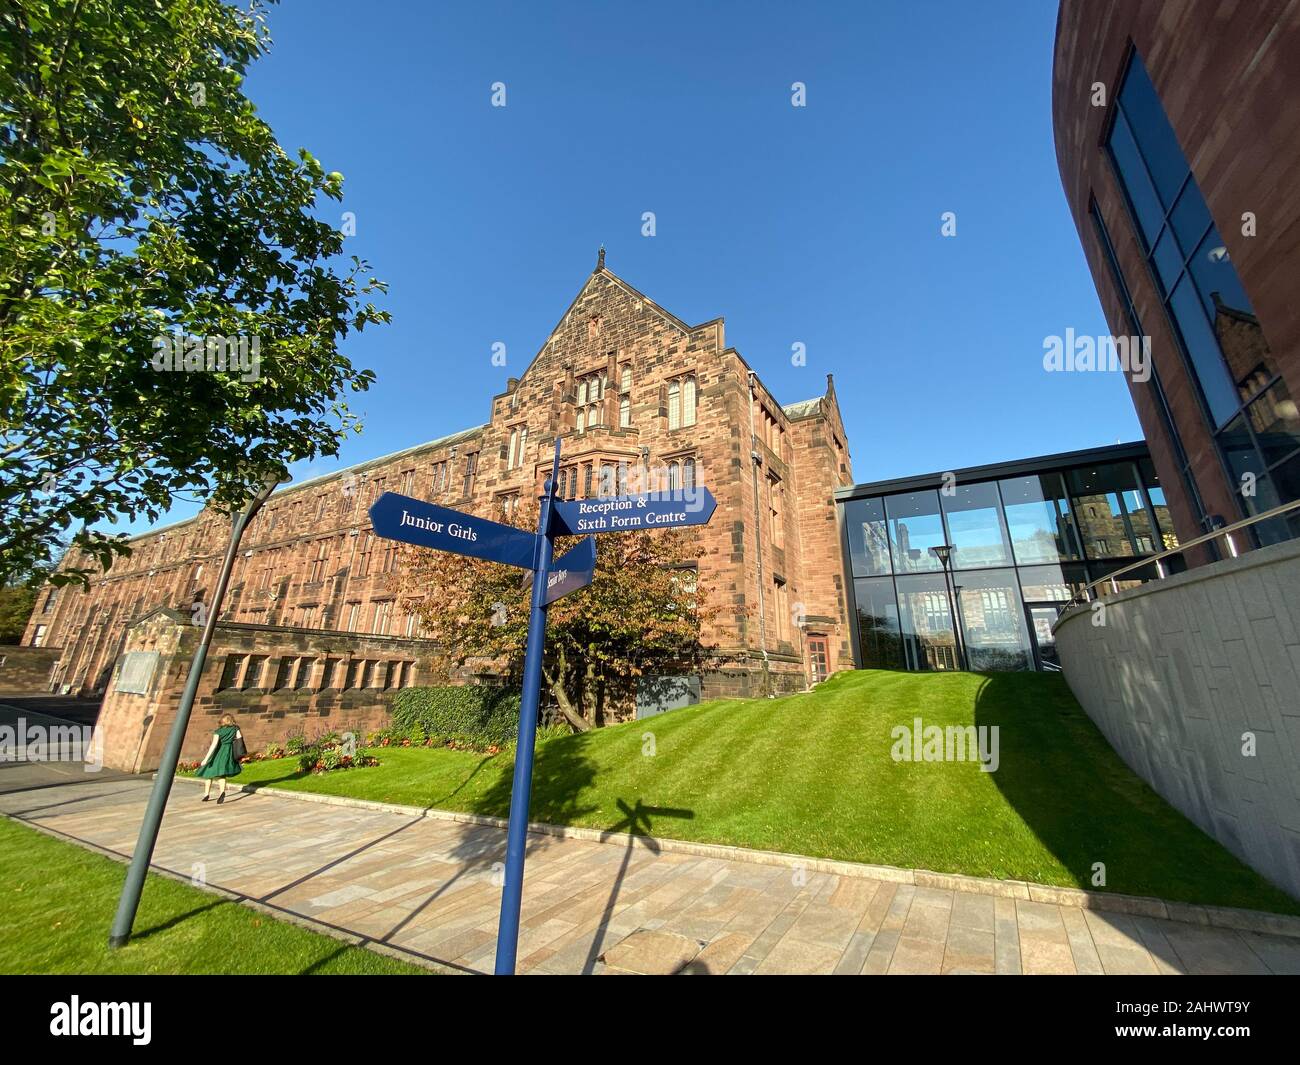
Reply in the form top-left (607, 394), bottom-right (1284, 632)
top-left (600, 929), bottom-right (703, 974)
top-left (4, 774), bottom-right (1295, 977)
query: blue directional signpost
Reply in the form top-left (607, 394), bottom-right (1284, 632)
top-left (368, 438), bottom-right (715, 974)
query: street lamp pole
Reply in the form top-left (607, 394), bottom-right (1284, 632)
top-left (109, 469), bottom-right (287, 948)
top-left (929, 544), bottom-right (968, 672)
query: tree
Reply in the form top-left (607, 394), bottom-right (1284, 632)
top-left (0, 0), bottom-right (389, 587)
top-left (0, 581), bottom-right (38, 643)
top-left (392, 496), bottom-right (719, 731)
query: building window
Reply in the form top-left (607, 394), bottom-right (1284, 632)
top-left (430, 460), bottom-right (448, 495)
top-left (619, 395), bottom-right (631, 428)
top-left (462, 451), bottom-right (479, 496)
top-left (273, 657), bottom-right (297, 692)
top-left (683, 457), bottom-right (696, 490)
top-left (499, 493), bottom-right (520, 520)
top-left (583, 463), bottom-right (594, 498)
top-left (1105, 50), bottom-right (1299, 537)
top-left (308, 539), bottom-right (330, 583)
top-left (32, 624), bottom-right (48, 647)
top-left (318, 657), bottom-right (339, 690)
top-left (576, 371), bottom-right (607, 432)
top-left (773, 578), bottom-right (788, 642)
top-left (243, 655), bottom-right (268, 689)
top-left (372, 599), bottom-right (393, 635)
top-left (620, 365), bottom-right (632, 392)
top-left (667, 375), bottom-right (697, 430)
top-left (768, 474), bottom-right (784, 548)
top-left (355, 532), bottom-right (373, 578)
top-left (217, 654), bottom-right (245, 691)
top-left (344, 601), bottom-right (360, 632)
top-left (506, 424), bottom-right (528, 470)
top-left (42, 588), bottom-right (58, 614)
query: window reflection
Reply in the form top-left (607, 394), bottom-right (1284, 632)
top-left (843, 455), bottom-right (1181, 673)
top-left (953, 569), bottom-right (1033, 672)
top-left (886, 491), bottom-right (945, 574)
top-left (1000, 473), bottom-right (1080, 563)
top-left (1068, 465), bottom-right (1151, 559)
top-left (941, 482), bottom-right (1011, 569)
top-left (1105, 49), bottom-right (1298, 525)
top-left (896, 574), bottom-right (959, 672)
top-left (845, 497), bottom-right (891, 577)
top-left (854, 576), bottom-right (901, 670)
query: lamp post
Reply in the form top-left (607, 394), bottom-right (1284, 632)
top-left (929, 544), bottom-right (967, 672)
top-left (109, 468), bottom-right (287, 948)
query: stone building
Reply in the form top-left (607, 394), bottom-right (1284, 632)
top-left (22, 254), bottom-right (854, 766)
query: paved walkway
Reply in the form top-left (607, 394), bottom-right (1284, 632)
top-left (2, 765), bottom-right (1298, 975)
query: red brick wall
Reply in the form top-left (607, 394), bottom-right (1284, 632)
top-left (1053, 1), bottom-right (1300, 551)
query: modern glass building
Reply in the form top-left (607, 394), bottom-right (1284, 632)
top-left (836, 442), bottom-right (1178, 673)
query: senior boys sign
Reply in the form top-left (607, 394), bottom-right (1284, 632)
top-left (368, 439), bottom-right (714, 974)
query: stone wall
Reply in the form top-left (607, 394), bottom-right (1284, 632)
top-left (0, 645), bottom-right (62, 695)
top-left (95, 610), bottom-right (438, 773)
top-left (26, 258), bottom-right (853, 703)
top-left (1055, 539), bottom-right (1300, 901)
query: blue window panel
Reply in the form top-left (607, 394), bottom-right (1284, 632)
top-left (1118, 56), bottom-right (1191, 209)
top-left (1169, 183), bottom-right (1212, 261)
top-left (1189, 228), bottom-right (1255, 323)
top-left (1107, 110), bottom-right (1165, 250)
top-left (1168, 276), bottom-right (1240, 427)
top-left (1151, 227), bottom-right (1185, 296)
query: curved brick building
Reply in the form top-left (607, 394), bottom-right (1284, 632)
top-left (1053, 0), bottom-right (1300, 554)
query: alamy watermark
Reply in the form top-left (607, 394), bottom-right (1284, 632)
top-left (1042, 328), bottom-right (1150, 383)
top-left (890, 717), bottom-right (1000, 773)
top-left (151, 331), bottom-right (261, 382)
top-left (0, 716), bottom-right (102, 772)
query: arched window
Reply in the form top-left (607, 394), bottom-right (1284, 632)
top-left (599, 463), bottom-right (615, 497)
top-left (619, 395), bottom-right (630, 428)
top-left (620, 365), bottom-right (632, 392)
top-left (667, 461), bottom-right (681, 491)
top-left (683, 457), bottom-right (696, 490)
top-left (667, 375), bottom-right (697, 429)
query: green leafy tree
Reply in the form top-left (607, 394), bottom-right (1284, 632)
top-left (0, 0), bottom-right (388, 586)
top-left (0, 581), bottom-right (38, 643)
top-left (393, 496), bottom-right (719, 731)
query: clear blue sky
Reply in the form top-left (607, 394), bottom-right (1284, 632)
top-left (118, 0), bottom-right (1139, 533)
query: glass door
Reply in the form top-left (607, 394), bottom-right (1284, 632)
top-left (1025, 604), bottom-right (1064, 671)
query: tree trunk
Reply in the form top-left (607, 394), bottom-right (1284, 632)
top-left (544, 666), bottom-right (590, 732)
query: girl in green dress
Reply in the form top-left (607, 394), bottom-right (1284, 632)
top-left (196, 714), bottom-right (243, 804)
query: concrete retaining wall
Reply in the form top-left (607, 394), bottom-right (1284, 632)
top-left (1055, 539), bottom-right (1300, 901)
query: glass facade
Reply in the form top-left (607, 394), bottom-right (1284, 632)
top-left (1104, 50), bottom-right (1300, 542)
top-left (840, 447), bottom-right (1177, 672)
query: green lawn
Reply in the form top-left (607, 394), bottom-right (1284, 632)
top-left (223, 669), bottom-right (1299, 915)
top-left (0, 817), bottom-right (426, 974)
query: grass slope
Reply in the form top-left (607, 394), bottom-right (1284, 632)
top-left (225, 669), bottom-right (1298, 915)
top-left (0, 818), bottom-right (425, 974)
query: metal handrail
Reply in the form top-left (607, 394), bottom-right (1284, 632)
top-left (1059, 496), bottom-right (1300, 615)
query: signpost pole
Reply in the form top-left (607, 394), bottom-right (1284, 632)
top-left (493, 439), bottom-right (561, 975)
